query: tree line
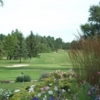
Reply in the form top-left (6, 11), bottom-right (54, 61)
top-left (0, 29), bottom-right (74, 62)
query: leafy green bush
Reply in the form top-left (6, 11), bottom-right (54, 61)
top-left (15, 75), bottom-right (31, 82)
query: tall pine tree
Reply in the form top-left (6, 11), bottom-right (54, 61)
top-left (26, 31), bottom-right (38, 61)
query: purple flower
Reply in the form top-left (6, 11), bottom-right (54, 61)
top-left (90, 87), bottom-right (95, 93)
top-left (45, 86), bottom-right (50, 90)
top-left (32, 97), bottom-right (39, 100)
top-left (49, 96), bottom-right (54, 100)
top-left (94, 97), bottom-right (99, 100)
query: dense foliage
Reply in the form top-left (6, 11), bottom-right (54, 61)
top-left (15, 75), bottom-right (31, 82)
top-left (9, 70), bottom-right (76, 100)
top-left (80, 2), bottom-right (100, 37)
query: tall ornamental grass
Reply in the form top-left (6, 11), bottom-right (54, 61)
top-left (68, 34), bottom-right (100, 85)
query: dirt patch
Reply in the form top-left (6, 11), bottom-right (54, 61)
top-left (5, 64), bottom-right (29, 67)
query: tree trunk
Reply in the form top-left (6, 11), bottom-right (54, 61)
top-left (19, 57), bottom-right (21, 63)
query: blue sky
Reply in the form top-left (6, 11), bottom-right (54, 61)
top-left (0, 0), bottom-right (99, 42)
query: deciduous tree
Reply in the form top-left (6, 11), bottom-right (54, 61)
top-left (81, 2), bottom-right (100, 37)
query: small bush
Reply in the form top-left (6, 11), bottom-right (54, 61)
top-left (15, 75), bottom-right (31, 82)
top-left (39, 72), bottom-right (49, 80)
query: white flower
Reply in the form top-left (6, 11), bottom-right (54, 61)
top-left (14, 89), bottom-right (20, 92)
top-left (0, 88), bottom-right (3, 92)
top-left (43, 98), bottom-right (46, 100)
top-left (29, 85), bottom-right (35, 93)
top-left (37, 93), bottom-right (41, 97)
top-left (68, 89), bottom-right (70, 92)
top-left (7, 94), bottom-right (10, 97)
top-left (0, 88), bottom-right (3, 95)
top-left (62, 89), bottom-right (66, 92)
top-left (44, 95), bottom-right (47, 98)
top-left (48, 90), bottom-right (53, 94)
top-left (29, 87), bottom-right (34, 93)
top-left (49, 83), bottom-right (52, 86)
top-left (54, 86), bottom-right (58, 91)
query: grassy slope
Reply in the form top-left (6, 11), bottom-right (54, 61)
top-left (0, 51), bottom-right (72, 89)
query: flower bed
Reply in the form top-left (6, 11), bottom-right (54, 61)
top-left (0, 70), bottom-right (100, 100)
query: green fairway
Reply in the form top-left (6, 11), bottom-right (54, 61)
top-left (0, 51), bottom-right (72, 89)
top-left (1, 51), bottom-right (71, 67)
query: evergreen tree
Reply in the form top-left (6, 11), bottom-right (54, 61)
top-left (0, 42), bottom-right (4, 59)
top-left (3, 34), bottom-right (17, 60)
top-left (26, 31), bottom-right (39, 61)
top-left (11, 29), bottom-right (28, 61)
top-left (47, 36), bottom-right (55, 51)
top-left (55, 38), bottom-right (63, 52)
top-left (13, 32), bottom-right (28, 63)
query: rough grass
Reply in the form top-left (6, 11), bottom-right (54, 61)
top-left (68, 34), bottom-right (100, 85)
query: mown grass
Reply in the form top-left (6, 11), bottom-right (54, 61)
top-left (0, 51), bottom-right (71, 67)
top-left (0, 69), bottom-right (51, 80)
top-left (0, 82), bottom-right (32, 90)
top-left (0, 50), bottom-right (72, 89)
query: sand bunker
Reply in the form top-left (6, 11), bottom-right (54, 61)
top-left (5, 64), bottom-right (29, 67)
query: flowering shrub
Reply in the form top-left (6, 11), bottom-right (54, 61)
top-left (2, 70), bottom-right (100, 100)
top-left (0, 88), bottom-right (12, 100)
top-left (26, 82), bottom-right (70, 100)
top-left (9, 75), bottom-right (71, 100)
top-left (49, 69), bottom-right (75, 80)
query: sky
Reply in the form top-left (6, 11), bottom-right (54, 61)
top-left (0, 0), bottom-right (100, 42)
